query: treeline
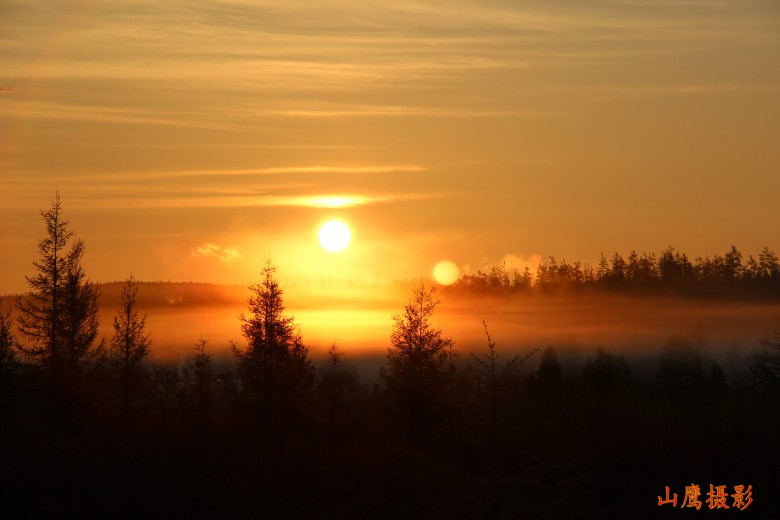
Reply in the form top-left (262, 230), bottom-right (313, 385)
top-left (2, 195), bottom-right (780, 517)
top-left (98, 280), bottom-right (245, 308)
top-left (449, 246), bottom-right (780, 298)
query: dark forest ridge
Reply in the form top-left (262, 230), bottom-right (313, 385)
top-left (447, 245), bottom-right (780, 300)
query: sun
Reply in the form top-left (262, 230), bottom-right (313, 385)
top-left (318, 220), bottom-right (351, 252)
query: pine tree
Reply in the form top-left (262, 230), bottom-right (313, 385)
top-left (110, 275), bottom-right (151, 418)
top-left (181, 336), bottom-right (214, 422)
top-left (582, 348), bottom-right (632, 397)
top-left (0, 302), bottom-right (18, 378)
top-left (657, 335), bottom-right (704, 396)
top-left (758, 247), bottom-right (779, 279)
top-left (382, 281), bottom-right (454, 446)
top-left (15, 193), bottom-right (102, 392)
top-left (0, 302), bottom-right (20, 416)
top-left (231, 259), bottom-right (313, 426)
top-left (749, 317), bottom-right (780, 401)
top-left (597, 253), bottom-right (610, 281)
top-left (534, 346), bottom-right (564, 392)
top-left (317, 343), bottom-right (346, 440)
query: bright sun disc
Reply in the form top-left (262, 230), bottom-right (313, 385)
top-left (433, 260), bottom-right (459, 285)
top-left (318, 220), bottom-right (351, 252)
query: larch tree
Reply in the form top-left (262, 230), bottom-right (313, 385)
top-left (749, 317), bottom-right (780, 401)
top-left (382, 281), bottom-right (454, 446)
top-left (472, 321), bottom-right (538, 483)
top-left (0, 301), bottom-right (20, 416)
top-left (322, 343), bottom-right (344, 441)
top-left (181, 336), bottom-right (215, 423)
top-left (110, 275), bottom-right (151, 418)
top-left (16, 193), bottom-right (103, 393)
top-left (231, 259), bottom-right (313, 426)
top-left (0, 302), bottom-right (18, 378)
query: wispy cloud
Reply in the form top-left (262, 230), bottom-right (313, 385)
top-left (84, 191), bottom-right (448, 209)
top-left (161, 164), bottom-right (428, 177)
top-left (607, 0), bottom-right (726, 6)
top-left (260, 105), bottom-right (558, 119)
top-left (1, 161), bottom-right (441, 211)
top-left (499, 253), bottom-right (543, 274)
top-left (0, 99), bottom-right (275, 132)
top-left (192, 243), bottom-right (242, 263)
top-left (57, 164), bottom-right (429, 183)
top-left (584, 82), bottom-right (777, 102)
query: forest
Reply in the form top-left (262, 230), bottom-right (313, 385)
top-left (446, 247), bottom-right (780, 299)
top-left (1, 197), bottom-right (779, 518)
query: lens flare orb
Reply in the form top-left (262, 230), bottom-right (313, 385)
top-left (433, 260), bottom-right (459, 285)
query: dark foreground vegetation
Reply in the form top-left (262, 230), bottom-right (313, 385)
top-left (1, 196), bottom-right (779, 518)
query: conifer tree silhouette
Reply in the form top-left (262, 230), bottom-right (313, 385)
top-left (382, 281), bottom-right (454, 446)
top-left (231, 259), bottom-right (313, 427)
top-left (16, 193), bottom-right (102, 398)
top-left (110, 275), bottom-right (151, 419)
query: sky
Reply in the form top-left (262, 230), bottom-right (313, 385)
top-left (2, 0), bottom-right (779, 293)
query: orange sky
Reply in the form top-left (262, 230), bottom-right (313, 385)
top-left (2, 0), bottom-right (779, 293)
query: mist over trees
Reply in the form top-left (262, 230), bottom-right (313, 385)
top-left (1, 195), bottom-right (779, 517)
top-left (450, 245), bottom-right (780, 298)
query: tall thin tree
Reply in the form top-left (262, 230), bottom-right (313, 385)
top-left (0, 301), bottom-right (20, 417)
top-left (16, 193), bottom-right (102, 393)
top-left (110, 275), bottom-right (151, 418)
top-left (181, 336), bottom-right (214, 423)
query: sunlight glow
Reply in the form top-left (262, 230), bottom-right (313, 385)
top-left (318, 220), bottom-right (351, 252)
top-left (306, 195), bottom-right (367, 208)
top-left (433, 260), bottom-right (459, 285)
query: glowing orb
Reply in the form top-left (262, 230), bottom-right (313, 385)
top-left (318, 220), bottom-right (351, 252)
top-left (433, 260), bottom-right (459, 285)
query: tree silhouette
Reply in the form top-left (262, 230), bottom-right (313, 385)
top-left (749, 317), bottom-right (780, 401)
top-left (758, 247), bottom-right (779, 279)
top-left (231, 259), bottom-right (313, 427)
top-left (317, 343), bottom-right (361, 442)
top-left (723, 245), bottom-right (743, 280)
top-left (0, 302), bottom-right (18, 379)
top-left (597, 253), bottom-right (610, 281)
top-left (582, 348), bottom-right (632, 397)
top-left (382, 281), bottom-right (454, 446)
top-left (657, 335), bottom-right (704, 396)
top-left (0, 301), bottom-right (20, 419)
top-left (181, 335), bottom-right (214, 423)
top-left (534, 346), bottom-right (563, 389)
top-left (15, 193), bottom-right (102, 395)
top-left (109, 275), bottom-right (151, 419)
top-left (471, 321), bottom-right (538, 483)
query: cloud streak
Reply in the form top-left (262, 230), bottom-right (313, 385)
top-left (0, 99), bottom-right (274, 132)
top-left (79, 191), bottom-right (449, 209)
top-left (192, 243), bottom-right (242, 263)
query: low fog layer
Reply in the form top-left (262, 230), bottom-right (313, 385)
top-left (5, 282), bottom-right (778, 381)
top-left (3, 282), bottom-right (780, 379)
